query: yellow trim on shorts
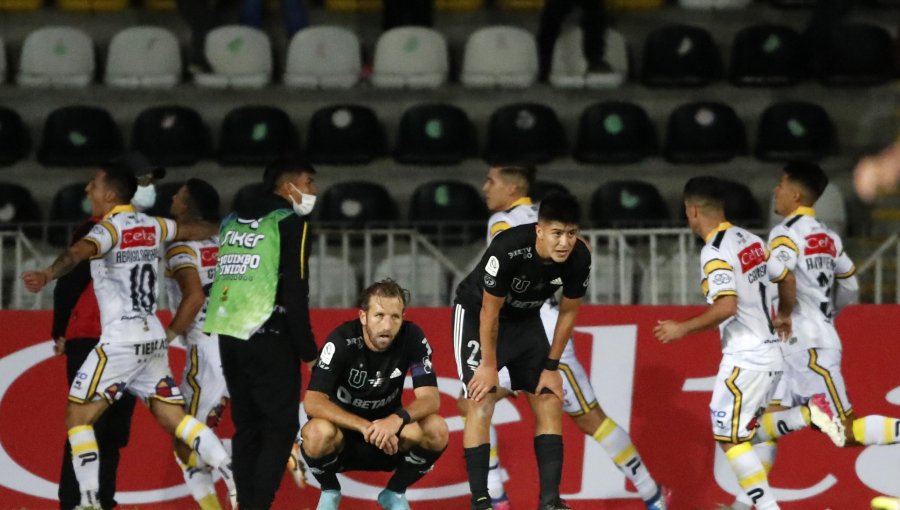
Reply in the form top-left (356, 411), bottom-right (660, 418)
top-left (807, 349), bottom-right (849, 420)
top-left (85, 346), bottom-right (108, 402)
top-left (769, 236), bottom-right (799, 254)
top-left (166, 245), bottom-right (197, 260)
top-left (560, 362), bottom-right (594, 416)
top-left (187, 345), bottom-right (202, 417)
top-left (703, 259), bottom-right (733, 276)
top-left (725, 367), bottom-right (743, 444)
top-left (151, 395), bottom-right (186, 405)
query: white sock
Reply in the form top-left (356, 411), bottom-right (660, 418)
top-left (175, 451), bottom-right (220, 509)
top-left (735, 440), bottom-right (778, 506)
top-left (175, 415), bottom-right (229, 469)
top-left (756, 407), bottom-right (809, 441)
top-left (593, 418), bottom-right (658, 501)
top-left (487, 424), bottom-right (506, 499)
top-left (726, 443), bottom-right (779, 510)
top-left (68, 426), bottom-right (100, 506)
top-left (853, 416), bottom-right (900, 445)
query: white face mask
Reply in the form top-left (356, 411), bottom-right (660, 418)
top-left (131, 184), bottom-right (156, 211)
top-left (289, 183), bottom-right (316, 216)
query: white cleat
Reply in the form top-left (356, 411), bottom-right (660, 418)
top-left (807, 393), bottom-right (846, 447)
top-left (287, 441), bottom-right (308, 488)
top-left (218, 462), bottom-right (238, 509)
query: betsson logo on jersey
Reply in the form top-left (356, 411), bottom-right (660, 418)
top-left (200, 247), bottom-right (218, 267)
top-left (738, 242), bottom-right (766, 272)
top-left (804, 233), bottom-right (837, 257)
top-left (121, 226), bottom-right (157, 249)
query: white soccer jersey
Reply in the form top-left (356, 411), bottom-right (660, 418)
top-left (700, 222), bottom-right (781, 371)
top-left (486, 197), bottom-right (538, 242)
top-left (766, 207), bottom-right (856, 354)
top-left (83, 205), bottom-right (177, 343)
top-left (164, 236), bottom-right (219, 343)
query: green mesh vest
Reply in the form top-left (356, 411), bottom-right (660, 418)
top-left (204, 208), bottom-right (292, 340)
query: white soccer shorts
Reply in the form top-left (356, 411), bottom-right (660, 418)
top-left (180, 334), bottom-right (230, 427)
top-left (772, 347), bottom-right (852, 420)
top-left (710, 359), bottom-right (781, 443)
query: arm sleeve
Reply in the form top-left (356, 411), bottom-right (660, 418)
top-left (307, 337), bottom-right (345, 395)
top-left (562, 240), bottom-right (591, 299)
top-left (165, 243), bottom-right (199, 273)
top-left (480, 240), bottom-right (514, 298)
top-left (767, 226), bottom-right (799, 283)
top-left (83, 220), bottom-right (117, 258)
top-left (406, 323), bottom-right (438, 388)
top-left (833, 240), bottom-right (857, 280)
top-left (278, 214), bottom-right (317, 362)
top-left (156, 217), bottom-right (178, 243)
top-left (701, 245), bottom-right (737, 303)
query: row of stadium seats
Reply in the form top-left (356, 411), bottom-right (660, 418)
top-left (2, 23), bottom-right (895, 90)
top-left (0, 101), bottom-right (838, 167)
top-left (0, 178), bottom-right (775, 245)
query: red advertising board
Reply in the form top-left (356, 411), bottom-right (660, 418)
top-left (0, 306), bottom-right (898, 510)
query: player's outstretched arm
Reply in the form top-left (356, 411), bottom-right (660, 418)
top-left (22, 239), bottom-right (97, 293)
top-left (304, 390), bottom-right (372, 435)
top-left (654, 295), bottom-right (737, 343)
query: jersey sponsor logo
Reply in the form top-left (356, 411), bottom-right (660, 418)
top-left (320, 342), bottom-right (336, 366)
top-left (348, 368), bottom-right (367, 388)
top-left (738, 242), bottom-right (766, 273)
top-left (506, 297), bottom-right (544, 309)
top-left (804, 233), bottom-right (837, 257)
top-left (200, 246), bottom-right (218, 267)
top-left (485, 256), bottom-right (500, 277)
top-left (121, 226), bottom-right (157, 249)
top-left (336, 386), bottom-right (400, 410)
top-left (223, 230), bottom-right (265, 249)
top-left (507, 247), bottom-right (533, 259)
top-left (511, 277), bottom-right (531, 293)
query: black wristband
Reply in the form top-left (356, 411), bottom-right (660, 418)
top-left (543, 358), bottom-right (560, 371)
top-left (394, 408), bottom-right (411, 436)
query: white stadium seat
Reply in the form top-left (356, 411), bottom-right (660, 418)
top-left (549, 27), bottom-right (628, 89)
top-left (371, 27), bottom-right (448, 89)
top-left (17, 26), bottom-right (94, 88)
top-left (308, 255), bottom-right (359, 308)
top-left (105, 26), bottom-right (181, 89)
top-left (194, 25), bottom-right (272, 89)
top-left (461, 26), bottom-right (538, 89)
top-left (374, 254), bottom-right (449, 307)
top-left (284, 26), bottom-right (361, 89)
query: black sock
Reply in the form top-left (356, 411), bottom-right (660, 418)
top-left (300, 447), bottom-right (341, 491)
top-left (386, 445), bottom-right (446, 493)
top-left (534, 434), bottom-right (563, 506)
top-left (464, 444), bottom-right (492, 509)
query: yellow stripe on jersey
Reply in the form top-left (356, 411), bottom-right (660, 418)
top-left (86, 346), bottom-right (108, 401)
top-left (726, 367), bottom-right (743, 443)
top-left (156, 217), bottom-right (169, 242)
top-left (710, 290), bottom-right (737, 301)
top-left (835, 265), bottom-right (857, 279)
top-left (166, 245), bottom-right (197, 261)
top-left (703, 259), bottom-right (733, 276)
top-left (300, 221), bottom-right (308, 279)
top-left (99, 220), bottom-right (118, 247)
top-left (490, 221), bottom-right (512, 238)
top-left (701, 279), bottom-right (709, 296)
top-left (769, 235), bottom-right (799, 254)
top-left (770, 267), bottom-right (790, 283)
top-left (85, 237), bottom-right (103, 260)
top-left (170, 263), bottom-right (198, 274)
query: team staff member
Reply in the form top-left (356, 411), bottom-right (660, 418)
top-left (301, 279), bottom-right (448, 510)
top-left (654, 177), bottom-right (783, 510)
top-left (454, 193), bottom-right (591, 510)
top-left (164, 179), bottom-right (231, 510)
top-left (204, 158), bottom-right (319, 510)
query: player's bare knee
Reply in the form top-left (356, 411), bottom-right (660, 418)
top-left (301, 419), bottom-right (340, 456)
top-left (418, 414), bottom-right (450, 450)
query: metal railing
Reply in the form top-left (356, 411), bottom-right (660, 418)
top-left (0, 230), bottom-right (48, 310)
top-left (858, 233), bottom-right (900, 304)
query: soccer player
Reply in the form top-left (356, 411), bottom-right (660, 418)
top-left (654, 176), bottom-right (783, 510)
top-left (454, 193), bottom-right (590, 510)
top-left (164, 179), bottom-right (231, 510)
top-left (461, 165), bottom-right (669, 509)
top-left (300, 279), bottom-right (448, 510)
top-left (729, 162), bottom-right (900, 508)
top-left (22, 163), bottom-right (236, 510)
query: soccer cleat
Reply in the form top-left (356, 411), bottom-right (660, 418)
top-left (218, 463), bottom-right (238, 509)
top-left (872, 496), bottom-right (900, 510)
top-left (75, 490), bottom-right (100, 510)
top-left (317, 490), bottom-right (342, 510)
top-left (808, 393), bottom-right (846, 447)
top-left (377, 488), bottom-right (412, 510)
top-left (287, 442), bottom-right (308, 488)
top-left (645, 485), bottom-right (672, 510)
top-left (472, 495), bottom-right (494, 510)
top-left (492, 492), bottom-right (512, 510)
top-left (538, 499), bottom-right (572, 510)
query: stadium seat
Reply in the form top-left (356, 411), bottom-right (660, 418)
top-left (436, 0), bottom-right (483, 10)
top-left (132, 106), bottom-right (212, 167)
top-left (484, 103), bottom-right (566, 165)
top-left (730, 24), bottom-right (807, 86)
top-left (58, 0), bottom-right (127, 11)
top-left (0, 182), bottom-right (41, 242)
top-left (143, 0), bottom-right (176, 10)
top-left (1, 0), bottom-right (43, 11)
top-left (231, 183), bottom-right (267, 212)
top-left (371, 27), bottom-right (448, 89)
top-left (0, 107), bottom-right (31, 165)
top-left (549, 27), bottom-right (628, 89)
top-left (574, 101), bottom-right (657, 164)
top-left (105, 26), bottom-right (181, 89)
top-left (49, 182), bottom-right (90, 246)
top-left (306, 104), bottom-right (385, 165)
top-left (325, 0), bottom-right (380, 10)
top-left (590, 180), bottom-right (669, 228)
top-left (394, 103), bottom-right (477, 165)
top-left (143, 181), bottom-right (184, 218)
top-left (17, 26), bottom-right (94, 87)
top-left (308, 255), bottom-right (359, 308)
top-left (284, 26), bottom-right (361, 89)
top-left (663, 101), bottom-right (747, 163)
top-left (318, 181), bottom-right (398, 228)
top-left (195, 25), bottom-right (272, 89)
top-left (0, 36), bottom-right (5, 82)
top-left (498, 0), bottom-right (543, 9)
top-left (755, 101), bottom-right (834, 161)
top-left (679, 0), bottom-right (749, 9)
top-left (218, 106), bottom-right (300, 166)
top-left (590, 252), bottom-right (637, 304)
top-left (374, 254), bottom-right (449, 306)
top-left (409, 180), bottom-right (488, 243)
top-left (37, 106), bottom-right (123, 166)
top-left (641, 25), bottom-right (722, 87)
top-left (720, 179), bottom-right (762, 227)
top-left (530, 180), bottom-right (570, 202)
top-left (818, 23), bottom-right (894, 86)
top-left (768, 182), bottom-right (847, 236)
top-left (461, 26), bottom-right (538, 89)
